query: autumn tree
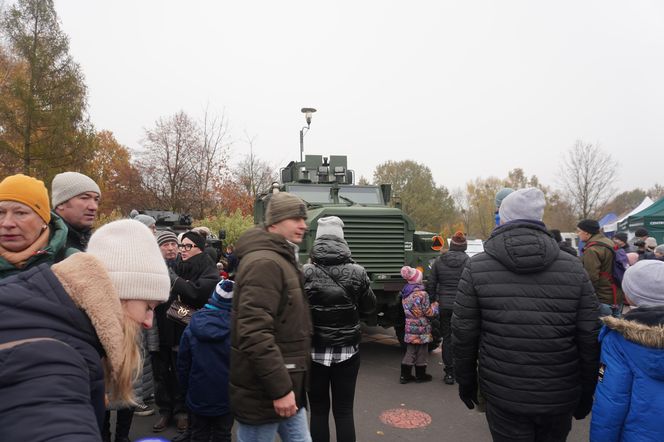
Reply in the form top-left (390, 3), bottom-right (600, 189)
top-left (558, 140), bottom-right (617, 219)
top-left (505, 168), bottom-right (540, 190)
top-left (137, 110), bottom-right (231, 217)
top-left (603, 189), bottom-right (648, 217)
top-left (542, 190), bottom-right (577, 231)
top-left (0, 0), bottom-right (94, 180)
top-left (373, 160), bottom-right (455, 232)
top-left (463, 177), bottom-right (504, 238)
top-left (86, 130), bottom-right (151, 214)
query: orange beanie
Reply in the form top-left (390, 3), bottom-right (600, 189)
top-left (0, 174), bottom-right (51, 223)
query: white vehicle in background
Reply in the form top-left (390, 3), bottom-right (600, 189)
top-left (466, 239), bottom-right (484, 257)
top-left (447, 238), bottom-right (484, 257)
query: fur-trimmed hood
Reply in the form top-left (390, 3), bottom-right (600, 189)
top-left (51, 253), bottom-right (125, 380)
top-left (602, 308), bottom-right (664, 349)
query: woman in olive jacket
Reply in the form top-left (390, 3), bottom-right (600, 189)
top-left (303, 216), bottom-right (376, 442)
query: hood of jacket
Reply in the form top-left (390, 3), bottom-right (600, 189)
top-left (235, 227), bottom-right (298, 266)
top-left (310, 235), bottom-right (352, 266)
top-left (189, 295), bottom-right (231, 343)
top-left (484, 221), bottom-right (559, 274)
top-left (439, 249), bottom-right (468, 268)
top-left (0, 253), bottom-right (125, 380)
top-left (402, 282), bottom-right (424, 298)
top-left (601, 306), bottom-right (664, 380)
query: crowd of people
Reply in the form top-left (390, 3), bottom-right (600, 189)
top-left (1, 171), bottom-right (664, 442)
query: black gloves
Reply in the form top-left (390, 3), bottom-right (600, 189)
top-left (458, 382), bottom-right (479, 410)
top-left (573, 393), bottom-right (594, 420)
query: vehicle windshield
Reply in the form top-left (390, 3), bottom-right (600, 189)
top-left (287, 184), bottom-right (382, 204)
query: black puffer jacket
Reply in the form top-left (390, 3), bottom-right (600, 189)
top-left (427, 250), bottom-right (469, 309)
top-left (452, 221), bottom-right (600, 416)
top-left (303, 235), bottom-right (376, 347)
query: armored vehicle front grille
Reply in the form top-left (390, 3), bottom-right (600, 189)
top-left (339, 215), bottom-right (405, 274)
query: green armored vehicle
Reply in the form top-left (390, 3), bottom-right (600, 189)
top-left (254, 154), bottom-right (441, 339)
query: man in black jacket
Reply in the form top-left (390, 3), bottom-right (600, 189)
top-left (427, 230), bottom-right (469, 385)
top-left (452, 187), bottom-right (600, 442)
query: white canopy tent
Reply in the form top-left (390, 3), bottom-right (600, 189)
top-left (603, 196), bottom-right (654, 234)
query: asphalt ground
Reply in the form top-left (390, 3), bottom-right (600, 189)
top-left (128, 327), bottom-right (591, 442)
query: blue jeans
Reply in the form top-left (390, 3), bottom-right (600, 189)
top-left (236, 408), bottom-right (311, 442)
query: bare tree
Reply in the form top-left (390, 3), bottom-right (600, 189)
top-left (137, 111), bottom-right (200, 212)
top-left (237, 132), bottom-right (278, 199)
top-left (558, 140), bottom-right (617, 219)
top-left (191, 106), bottom-right (231, 217)
top-left (648, 184), bottom-right (664, 201)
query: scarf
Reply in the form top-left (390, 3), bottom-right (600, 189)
top-left (0, 226), bottom-right (50, 268)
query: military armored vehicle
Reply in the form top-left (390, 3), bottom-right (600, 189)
top-left (254, 155), bottom-right (442, 341)
top-left (139, 210), bottom-right (193, 234)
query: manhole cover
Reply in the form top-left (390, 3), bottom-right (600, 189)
top-left (379, 408), bottom-right (432, 429)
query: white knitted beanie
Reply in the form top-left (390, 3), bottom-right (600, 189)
top-left (315, 216), bottom-right (345, 240)
top-left (86, 219), bottom-right (170, 302)
top-left (51, 172), bottom-right (101, 207)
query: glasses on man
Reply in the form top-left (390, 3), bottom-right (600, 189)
top-left (178, 243), bottom-right (198, 251)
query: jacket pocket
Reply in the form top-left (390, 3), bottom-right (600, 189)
top-left (283, 354), bottom-right (308, 399)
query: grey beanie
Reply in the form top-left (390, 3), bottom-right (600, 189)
top-left (498, 187), bottom-right (545, 224)
top-left (133, 214), bottom-right (156, 228)
top-left (157, 230), bottom-right (178, 246)
top-left (316, 216), bottom-right (344, 240)
top-left (495, 187), bottom-right (515, 208)
top-left (622, 260), bottom-right (664, 307)
top-left (265, 192), bottom-right (307, 226)
top-left (645, 237), bottom-right (658, 252)
top-left (52, 172), bottom-right (101, 207)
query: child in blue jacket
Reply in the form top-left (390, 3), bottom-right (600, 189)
top-left (177, 279), bottom-right (234, 442)
top-left (590, 260), bottom-right (664, 442)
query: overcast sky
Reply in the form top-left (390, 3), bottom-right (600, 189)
top-left (53, 0), bottom-right (664, 194)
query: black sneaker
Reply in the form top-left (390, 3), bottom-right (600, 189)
top-left (443, 372), bottom-right (455, 385)
top-left (134, 402), bottom-right (155, 416)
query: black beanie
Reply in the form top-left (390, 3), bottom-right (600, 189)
top-left (577, 219), bottom-right (600, 235)
top-left (635, 227), bottom-right (649, 238)
top-left (182, 231), bottom-right (206, 250)
top-left (613, 232), bottom-right (628, 243)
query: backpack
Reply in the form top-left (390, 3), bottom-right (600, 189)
top-left (584, 241), bottom-right (628, 304)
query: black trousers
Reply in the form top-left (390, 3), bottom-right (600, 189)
top-left (102, 408), bottom-right (134, 441)
top-left (440, 308), bottom-right (454, 370)
top-left (485, 401), bottom-right (573, 442)
top-left (308, 353), bottom-right (361, 442)
top-left (151, 347), bottom-right (186, 417)
top-left (190, 413), bottom-right (233, 442)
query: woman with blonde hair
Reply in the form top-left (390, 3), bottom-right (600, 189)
top-left (0, 173), bottom-right (75, 279)
top-left (0, 219), bottom-right (170, 441)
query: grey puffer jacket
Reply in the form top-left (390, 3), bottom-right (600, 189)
top-left (453, 221), bottom-right (600, 416)
top-left (303, 235), bottom-right (376, 347)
